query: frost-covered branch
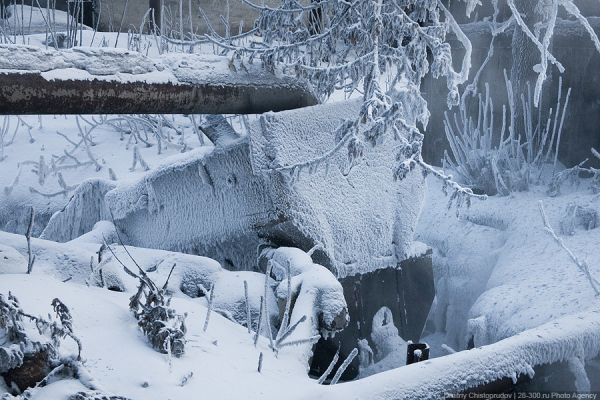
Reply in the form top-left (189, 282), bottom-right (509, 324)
top-left (330, 348), bottom-right (358, 385)
top-left (418, 159), bottom-right (487, 209)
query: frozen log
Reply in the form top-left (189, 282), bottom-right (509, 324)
top-left (0, 45), bottom-right (318, 115)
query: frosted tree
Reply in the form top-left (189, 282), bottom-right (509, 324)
top-left (208, 0), bottom-right (482, 203)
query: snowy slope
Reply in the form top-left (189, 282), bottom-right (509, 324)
top-left (0, 274), bottom-right (310, 400)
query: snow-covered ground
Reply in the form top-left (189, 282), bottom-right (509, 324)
top-left (418, 174), bottom-right (600, 353)
top-left (0, 274), bottom-right (309, 400)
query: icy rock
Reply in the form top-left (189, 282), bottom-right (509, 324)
top-left (264, 247), bottom-right (349, 334)
top-left (0, 244), bottom-right (26, 274)
top-left (2, 349), bottom-right (52, 392)
top-left (559, 202), bottom-right (599, 235)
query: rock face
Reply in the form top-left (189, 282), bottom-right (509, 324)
top-left (105, 100), bottom-right (425, 278)
top-left (41, 179), bottom-right (116, 243)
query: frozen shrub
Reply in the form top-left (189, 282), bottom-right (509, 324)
top-left (128, 267), bottom-right (187, 358)
top-left (67, 392), bottom-right (131, 400)
top-left (443, 75), bottom-right (571, 196)
top-left (0, 293), bottom-right (82, 393)
top-left (547, 148), bottom-right (600, 197)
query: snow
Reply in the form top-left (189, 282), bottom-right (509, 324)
top-left (0, 274), bottom-right (309, 400)
top-left (0, 44), bottom-right (158, 75)
top-left (321, 307), bottom-right (600, 399)
top-left (1, 9), bottom-right (599, 398)
top-left (7, 272), bottom-right (596, 400)
top-left (0, 244), bottom-right (26, 274)
top-left (0, 242), bottom-right (344, 399)
top-left (0, 42), bottom-right (316, 94)
top-left (417, 175), bottom-right (600, 351)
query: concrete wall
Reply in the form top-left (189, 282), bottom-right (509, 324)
top-left (422, 18), bottom-right (600, 169)
top-left (94, 0), bottom-right (279, 36)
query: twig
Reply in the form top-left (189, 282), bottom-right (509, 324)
top-left (203, 282), bottom-right (215, 332)
top-left (330, 348), bottom-right (358, 384)
top-left (253, 296), bottom-right (264, 347)
top-left (318, 350), bottom-right (340, 384)
top-left (257, 351), bottom-right (263, 373)
top-left (244, 280), bottom-right (251, 334)
top-left (25, 206), bottom-right (35, 274)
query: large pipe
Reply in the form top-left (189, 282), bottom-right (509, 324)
top-left (0, 45), bottom-right (318, 115)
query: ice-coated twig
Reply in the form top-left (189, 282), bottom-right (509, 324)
top-left (275, 315), bottom-right (307, 348)
top-left (162, 263), bottom-right (176, 291)
top-left (75, 116), bottom-right (102, 171)
top-left (442, 344), bottom-right (457, 354)
top-left (538, 200), bottom-right (600, 295)
top-left (276, 335), bottom-right (320, 349)
top-left (25, 206), bottom-right (35, 274)
top-left (253, 296), bottom-right (264, 347)
top-left (108, 168), bottom-right (118, 181)
top-left (244, 280), bottom-right (251, 334)
top-left (275, 261), bottom-right (292, 341)
top-left (318, 350), bottom-right (340, 384)
top-left (263, 261), bottom-right (274, 349)
top-left (203, 282), bottom-right (216, 332)
top-left (418, 159), bottom-right (487, 209)
top-left (330, 348), bottom-right (359, 385)
top-left (179, 371), bottom-right (193, 387)
top-left (130, 145), bottom-right (150, 172)
top-left (257, 351), bottom-right (264, 373)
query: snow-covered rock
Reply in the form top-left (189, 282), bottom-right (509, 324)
top-left (68, 221), bottom-right (118, 246)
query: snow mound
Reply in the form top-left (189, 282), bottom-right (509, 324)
top-left (0, 244), bottom-right (26, 274)
top-left (0, 45), bottom-right (156, 75)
